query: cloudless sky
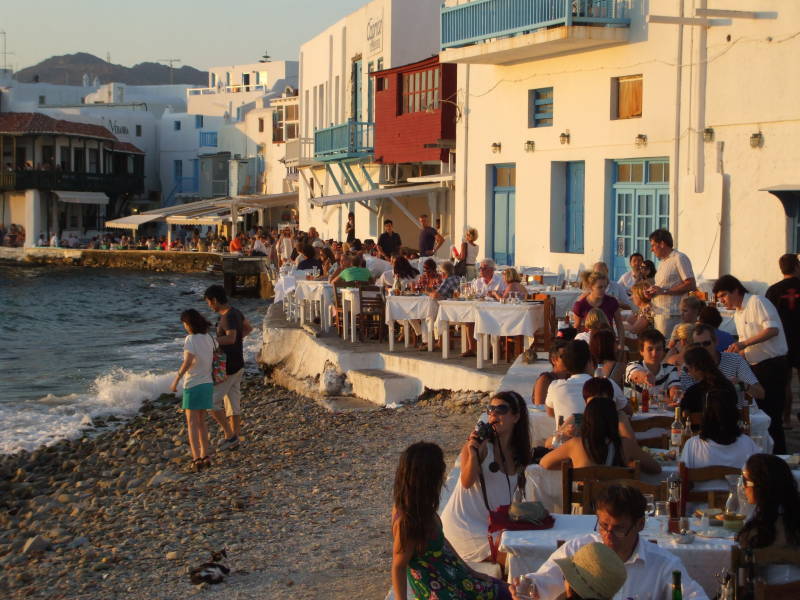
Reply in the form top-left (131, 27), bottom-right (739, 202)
top-left (2, 0), bottom-right (368, 71)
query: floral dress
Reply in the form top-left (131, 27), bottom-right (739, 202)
top-left (407, 526), bottom-right (508, 600)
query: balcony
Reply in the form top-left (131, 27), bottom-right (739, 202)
top-left (440, 0), bottom-right (631, 65)
top-left (187, 84), bottom-right (268, 96)
top-left (313, 120), bottom-right (374, 162)
top-left (1, 170), bottom-right (145, 195)
top-left (283, 137), bottom-right (314, 167)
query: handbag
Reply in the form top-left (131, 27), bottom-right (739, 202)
top-left (479, 468), bottom-right (554, 563)
top-left (211, 339), bottom-right (227, 384)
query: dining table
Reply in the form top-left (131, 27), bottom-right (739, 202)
top-left (500, 513), bottom-right (737, 596)
top-left (294, 279), bottom-right (334, 332)
top-left (435, 299), bottom-right (545, 369)
top-left (385, 294), bottom-right (440, 352)
top-left (525, 287), bottom-right (581, 316)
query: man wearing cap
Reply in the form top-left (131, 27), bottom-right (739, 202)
top-left (513, 542), bottom-right (626, 600)
top-left (511, 485), bottom-right (708, 600)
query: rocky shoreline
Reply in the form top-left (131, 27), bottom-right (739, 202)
top-left (0, 375), bottom-right (487, 599)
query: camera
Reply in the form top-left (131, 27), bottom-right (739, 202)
top-left (474, 420), bottom-right (495, 443)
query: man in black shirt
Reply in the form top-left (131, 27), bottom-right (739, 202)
top-left (204, 285), bottom-right (253, 450)
top-left (766, 253), bottom-right (800, 427)
top-left (377, 219), bottom-right (402, 259)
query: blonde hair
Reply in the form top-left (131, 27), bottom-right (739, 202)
top-left (630, 281), bottom-right (652, 305)
top-left (581, 270), bottom-right (609, 290)
top-left (503, 267), bottom-right (521, 283)
top-left (675, 322), bottom-right (695, 342)
top-left (584, 308), bottom-right (611, 332)
top-left (466, 227), bottom-right (479, 242)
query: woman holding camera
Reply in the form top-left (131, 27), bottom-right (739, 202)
top-left (441, 391), bottom-right (532, 565)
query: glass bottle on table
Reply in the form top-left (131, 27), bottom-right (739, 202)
top-left (667, 475), bottom-right (681, 532)
top-left (672, 570), bottom-right (683, 600)
top-left (641, 386), bottom-right (650, 413)
top-left (670, 407), bottom-right (683, 455)
top-left (681, 415), bottom-right (693, 448)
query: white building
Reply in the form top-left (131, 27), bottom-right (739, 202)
top-left (296, 0), bottom-right (445, 243)
top-left (443, 0), bottom-right (799, 289)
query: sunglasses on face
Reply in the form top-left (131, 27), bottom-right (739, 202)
top-left (690, 340), bottom-right (714, 348)
top-left (487, 404), bottom-right (511, 415)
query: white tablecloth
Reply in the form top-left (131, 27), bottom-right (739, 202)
top-left (525, 288), bottom-right (581, 316)
top-left (295, 280), bottom-right (334, 332)
top-left (501, 514), bottom-right (735, 597)
top-left (436, 299), bottom-right (476, 326)
top-left (473, 302), bottom-right (544, 338)
top-left (273, 275), bottom-right (297, 304)
top-left (385, 295), bottom-right (439, 322)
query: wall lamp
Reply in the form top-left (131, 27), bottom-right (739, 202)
top-left (524, 140), bottom-right (535, 153)
top-left (703, 127), bottom-right (715, 142)
top-left (559, 131), bottom-right (570, 145)
top-left (635, 134), bottom-right (648, 148)
top-left (491, 142), bottom-right (502, 153)
top-left (750, 132), bottom-right (763, 148)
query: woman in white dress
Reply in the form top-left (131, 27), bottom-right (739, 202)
top-left (441, 391), bottom-right (531, 566)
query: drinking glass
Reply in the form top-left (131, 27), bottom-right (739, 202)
top-left (643, 493), bottom-right (656, 517)
top-left (654, 501), bottom-right (670, 534)
top-left (513, 575), bottom-right (539, 600)
top-left (571, 502), bottom-right (583, 515)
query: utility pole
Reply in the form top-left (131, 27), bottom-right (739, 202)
top-left (0, 30), bottom-right (15, 73)
top-left (158, 58), bottom-right (181, 84)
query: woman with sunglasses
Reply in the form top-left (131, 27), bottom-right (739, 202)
top-left (441, 391), bottom-right (532, 566)
top-left (679, 346), bottom-right (737, 416)
top-left (737, 453), bottom-right (800, 585)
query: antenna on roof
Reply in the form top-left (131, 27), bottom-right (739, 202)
top-left (158, 58), bottom-right (182, 84)
top-left (106, 51), bottom-right (111, 64)
top-left (259, 50), bottom-right (271, 63)
top-left (0, 30), bottom-right (15, 73)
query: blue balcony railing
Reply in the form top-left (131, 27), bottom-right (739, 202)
top-left (314, 119), bottom-right (374, 161)
top-left (441, 0), bottom-right (630, 50)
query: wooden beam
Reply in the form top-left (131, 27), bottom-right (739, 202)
top-left (695, 9), bottom-right (759, 19)
top-left (648, 15), bottom-right (712, 26)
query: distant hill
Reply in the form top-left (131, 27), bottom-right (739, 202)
top-left (14, 53), bottom-right (208, 86)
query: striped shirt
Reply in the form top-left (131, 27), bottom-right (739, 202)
top-left (625, 361), bottom-right (682, 393)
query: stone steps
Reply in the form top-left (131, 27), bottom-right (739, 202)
top-left (347, 369), bottom-right (423, 407)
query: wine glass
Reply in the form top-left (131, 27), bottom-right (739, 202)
top-left (643, 493), bottom-right (656, 517)
top-left (654, 500), bottom-right (669, 535)
top-left (513, 575), bottom-right (539, 600)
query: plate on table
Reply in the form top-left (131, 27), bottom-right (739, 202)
top-left (695, 528), bottom-right (737, 540)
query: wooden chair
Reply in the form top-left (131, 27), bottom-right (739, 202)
top-left (528, 295), bottom-right (556, 357)
top-left (583, 478), bottom-right (667, 514)
top-left (332, 281), bottom-right (359, 337)
top-left (561, 460), bottom-right (640, 514)
top-left (631, 416), bottom-right (673, 433)
top-left (355, 284), bottom-right (386, 342)
top-left (678, 462), bottom-right (741, 516)
top-left (731, 546), bottom-right (800, 600)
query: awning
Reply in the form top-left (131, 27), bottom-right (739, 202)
top-left (216, 192), bottom-right (298, 210)
top-left (406, 173), bottom-right (456, 184)
top-left (105, 213), bottom-right (164, 229)
top-left (759, 185), bottom-right (800, 192)
top-left (54, 190), bottom-right (109, 205)
top-left (310, 183), bottom-right (444, 207)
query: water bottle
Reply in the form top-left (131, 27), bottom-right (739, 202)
top-left (594, 364), bottom-right (605, 378)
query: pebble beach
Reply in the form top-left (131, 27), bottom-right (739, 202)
top-left (0, 375), bottom-right (488, 599)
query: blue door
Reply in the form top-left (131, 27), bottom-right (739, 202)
top-left (352, 60), bottom-right (363, 121)
top-left (611, 159), bottom-right (670, 279)
top-left (490, 164), bottom-right (516, 266)
top-left (565, 161), bottom-right (585, 253)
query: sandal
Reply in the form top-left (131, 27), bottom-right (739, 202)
top-left (201, 456), bottom-right (212, 469)
top-left (192, 458), bottom-right (204, 473)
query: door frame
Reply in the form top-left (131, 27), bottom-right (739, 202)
top-left (488, 163), bottom-right (516, 267)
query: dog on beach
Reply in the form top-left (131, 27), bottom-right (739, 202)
top-left (189, 549), bottom-right (230, 585)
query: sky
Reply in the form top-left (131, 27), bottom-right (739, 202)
top-left (1, 0), bottom-right (368, 72)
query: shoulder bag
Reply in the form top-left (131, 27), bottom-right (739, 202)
top-left (211, 338), bottom-right (227, 384)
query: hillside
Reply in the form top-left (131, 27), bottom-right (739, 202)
top-left (13, 53), bottom-right (208, 86)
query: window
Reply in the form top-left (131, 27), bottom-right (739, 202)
top-left (88, 149), bottom-right (99, 173)
top-left (612, 75), bottom-right (643, 119)
top-left (272, 110), bottom-right (284, 142)
top-left (38, 95), bottom-right (46, 105)
top-left (195, 115), bottom-right (204, 129)
top-left (528, 87), bottom-right (553, 128)
top-left (174, 120), bottom-right (181, 131)
top-left (199, 132), bottom-right (218, 147)
top-left (210, 72), bottom-right (216, 87)
top-left (258, 118), bottom-right (264, 133)
top-left (377, 77), bottom-right (388, 92)
top-left (401, 67), bottom-right (440, 114)
top-left (135, 124), bottom-right (142, 137)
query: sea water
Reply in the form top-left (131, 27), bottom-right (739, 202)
top-left (0, 264), bottom-right (265, 455)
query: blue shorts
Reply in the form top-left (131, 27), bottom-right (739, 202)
top-left (182, 383), bottom-right (213, 410)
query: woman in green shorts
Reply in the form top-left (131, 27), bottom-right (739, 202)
top-left (171, 309), bottom-right (215, 471)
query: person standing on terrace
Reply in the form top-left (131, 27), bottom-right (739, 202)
top-left (646, 228), bottom-right (696, 336)
top-left (418, 214), bottom-right (443, 257)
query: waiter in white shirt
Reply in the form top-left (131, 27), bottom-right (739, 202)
top-left (646, 229), bottom-right (697, 337)
top-left (713, 274), bottom-right (789, 454)
top-left (511, 484), bottom-right (708, 600)
top-left (618, 252), bottom-right (644, 293)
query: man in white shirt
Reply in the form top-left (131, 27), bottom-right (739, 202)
top-left (646, 229), bottom-right (696, 336)
top-left (713, 274), bottom-right (789, 453)
top-left (512, 484), bottom-right (708, 600)
top-left (471, 258), bottom-right (506, 298)
top-left (547, 340), bottom-right (629, 428)
top-left (625, 329), bottom-right (683, 401)
top-left (618, 252), bottom-right (643, 292)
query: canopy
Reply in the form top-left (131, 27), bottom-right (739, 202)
top-left (54, 190), bottom-right (109, 205)
top-left (406, 173), bottom-right (456, 184)
top-left (310, 183), bottom-right (443, 207)
top-left (105, 213), bottom-right (164, 229)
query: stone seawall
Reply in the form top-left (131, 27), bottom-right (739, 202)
top-left (0, 247), bottom-right (221, 273)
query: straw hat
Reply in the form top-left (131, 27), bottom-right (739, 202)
top-left (553, 542), bottom-right (627, 600)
